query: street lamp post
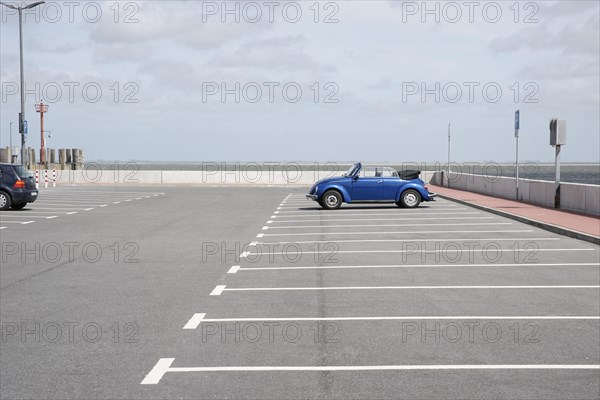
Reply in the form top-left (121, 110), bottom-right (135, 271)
top-left (0, 1), bottom-right (46, 166)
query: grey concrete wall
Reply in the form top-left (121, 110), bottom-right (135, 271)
top-left (431, 171), bottom-right (600, 216)
top-left (52, 169), bottom-right (435, 186)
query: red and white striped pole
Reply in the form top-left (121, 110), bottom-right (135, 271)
top-left (52, 169), bottom-right (56, 187)
top-left (44, 170), bottom-right (48, 188)
top-left (35, 170), bottom-right (39, 189)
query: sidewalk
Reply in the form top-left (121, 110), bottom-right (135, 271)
top-left (430, 185), bottom-right (600, 245)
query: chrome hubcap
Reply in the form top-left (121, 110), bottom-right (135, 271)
top-left (0, 195), bottom-right (6, 208)
top-left (326, 195), bottom-right (338, 207)
top-left (405, 193), bottom-right (418, 206)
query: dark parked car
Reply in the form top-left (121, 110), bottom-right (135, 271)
top-left (0, 163), bottom-right (38, 210)
top-left (307, 162), bottom-right (436, 210)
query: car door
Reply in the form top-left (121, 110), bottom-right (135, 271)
top-left (382, 167), bottom-right (403, 200)
top-left (352, 167), bottom-right (384, 201)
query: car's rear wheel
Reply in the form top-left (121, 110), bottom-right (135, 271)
top-left (398, 189), bottom-right (421, 208)
top-left (320, 190), bottom-right (342, 210)
top-left (11, 202), bottom-right (27, 210)
top-left (0, 191), bottom-right (11, 211)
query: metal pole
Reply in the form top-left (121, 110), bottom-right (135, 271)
top-left (9, 121), bottom-right (13, 152)
top-left (515, 132), bottom-right (519, 200)
top-left (18, 8), bottom-right (26, 166)
top-left (447, 122), bottom-right (451, 188)
top-left (555, 145), bottom-right (561, 208)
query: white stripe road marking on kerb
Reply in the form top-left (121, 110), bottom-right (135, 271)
top-left (227, 266), bottom-right (240, 274)
top-left (210, 285), bottom-right (227, 296)
top-left (141, 360), bottom-right (600, 384)
top-left (182, 313), bottom-right (206, 330)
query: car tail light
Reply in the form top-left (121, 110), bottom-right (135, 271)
top-left (425, 186), bottom-right (430, 191)
top-left (13, 180), bottom-right (25, 189)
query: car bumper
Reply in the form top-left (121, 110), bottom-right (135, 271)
top-left (12, 189), bottom-right (38, 203)
top-left (427, 192), bottom-right (437, 201)
top-left (306, 194), bottom-right (318, 201)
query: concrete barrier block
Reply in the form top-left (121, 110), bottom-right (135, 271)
top-left (562, 184), bottom-right (587, 214)
top-left (585, 185), bottom-right (600, 216)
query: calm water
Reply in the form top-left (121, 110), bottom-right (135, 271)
top-left (90, 162), bottom-right (600, 185)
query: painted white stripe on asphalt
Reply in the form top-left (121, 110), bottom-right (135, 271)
top-left (140, 358), bottom-right (175, 385)
top-left (141, 360), bottom-right (600, 384)
top-left (238, 262), bottom-right (600, 272)
top-left (258, 238), bottom-right (560, 245)
top-left (67, 212), bottom-right (77, 215)
top-left (246, 248), bottom-right (596, 257)
top-left (276, 207), bottom-right (463, 213)
top-left (182, 313), bottom-right (207, 330)
top-left (271, 212), bottom-right (480, 218)
top-left (21, 221), bottom-right (35, 225)
top-left (227, 266), bottom-right (241, 274)
top-left (267, 223), bottom-right (512, 229)
top-left (0, 227), bottom-right (6, 229)
top-left (222, 285), bottom-right (600, 293)
top-left (85, 208), bottom-right (94, 211)
top-left (261, 230), bottom-right (533, 237)
top-left (210, 285), bottom-right (227, 296)
top-left (198, 315), bottom-right (600, 323)
top-left (270, 217), bottom-right (493, 223)
top-left (46, 216), bottom-right (58, 219)
top-left (256, 233), bottom-right (265, 238)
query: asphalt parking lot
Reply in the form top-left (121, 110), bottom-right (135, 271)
top-left (1, 187), bottom-right (599, 399)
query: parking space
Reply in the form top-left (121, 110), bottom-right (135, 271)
top-left (141, 191), bottom-right (600, 399)
top-left (0, 187), bottom-right (164, 230)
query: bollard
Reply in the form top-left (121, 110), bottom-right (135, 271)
top-left (44, 170), bottom-right (48, 188)
top-left (52, 169), bottom-right (57, 187)
top-left (35, 170), bottom-right (39, 189)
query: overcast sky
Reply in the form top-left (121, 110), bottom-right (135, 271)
top-left (1, 0), bottom-right (598, 162)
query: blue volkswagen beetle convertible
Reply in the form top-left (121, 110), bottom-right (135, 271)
top-left (306, 162), bottom-right (436, 210)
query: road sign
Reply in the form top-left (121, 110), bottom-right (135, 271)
top-left (23, 120), bottom-right (28, 134)
top-left (514, 110), bottom-right (520, 130)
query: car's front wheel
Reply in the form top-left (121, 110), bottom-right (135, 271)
top-left (0, 191), bottom-right (11, 211)
top-left (398, 189), bottom-right (421, 208)
top-left (320, 190), bottom-right (342, 210)
top-left (11, 202), bottom-right (27, 210)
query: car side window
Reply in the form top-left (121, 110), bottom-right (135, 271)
top-left (361, 167), bottom-right (378, 178)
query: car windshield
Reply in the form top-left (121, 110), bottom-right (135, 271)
top-left (343, 164), bottom-right (360, 177)
top-left (14, 165), bottom-right (33, 178)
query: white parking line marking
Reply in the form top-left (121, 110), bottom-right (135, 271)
top-left (228, 265), bottom-right (241, 274)
top-left (67, 212), bottom-right (77, 215)
top-left (248, 242), bottom-right (258, 247)
top-left (0, 221), bottom-right (32, 224)
top-left (258, 238), bottom-right (560, 245)
top-left (267, 223), bottom-right (513, 229)
top-left (210, 285), bottom-right (227, 296)
top-left (271, 212), bottom-right (481, 218)
top-left (21, 221), bottom-right (35, 225)
top-left (141, 358), bottom-right (175, 385)
top-left (99, 204), bottom-right (108, 207)
top-left (197, 315), bottom-right (600, 323)
top-left (240, 252), bottom-right (250, 258)
top-left (46, 216), bottom-right (58, 219)
top-left (113, 202), bottom-right (121, 204)
top-left (238, 262), bottom-right (600, 272)
top-left (256, 233), bottom-right (265, 238)
top-left (0, 227), bottom-right (6, 230)
top-left (262, 226), bottom-right (269, 230)
top-left (261, 229), bottom-right (534, 237)
top-left (222, 285), bottom-right (600, 293)
top-left (276, 207), bottom-right (463, 213)
top-left (270, 217), bottom-right (494, 223)
top-left (182, 313), bottom-right (207, 330)
top-left (141, 360), bottom-right (600, 384)
top-left (274, 211), bottom-right (279, 214)
top-left (85, 208), bottom-right (94, 211)
top-left (246, 248), bottom-right (595, 257)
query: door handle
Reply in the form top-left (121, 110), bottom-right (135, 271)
top-left (377, 180), bottom-right (383, 183)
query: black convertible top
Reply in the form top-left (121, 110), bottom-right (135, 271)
top-left (397, 170), bottom-right (421, 180)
